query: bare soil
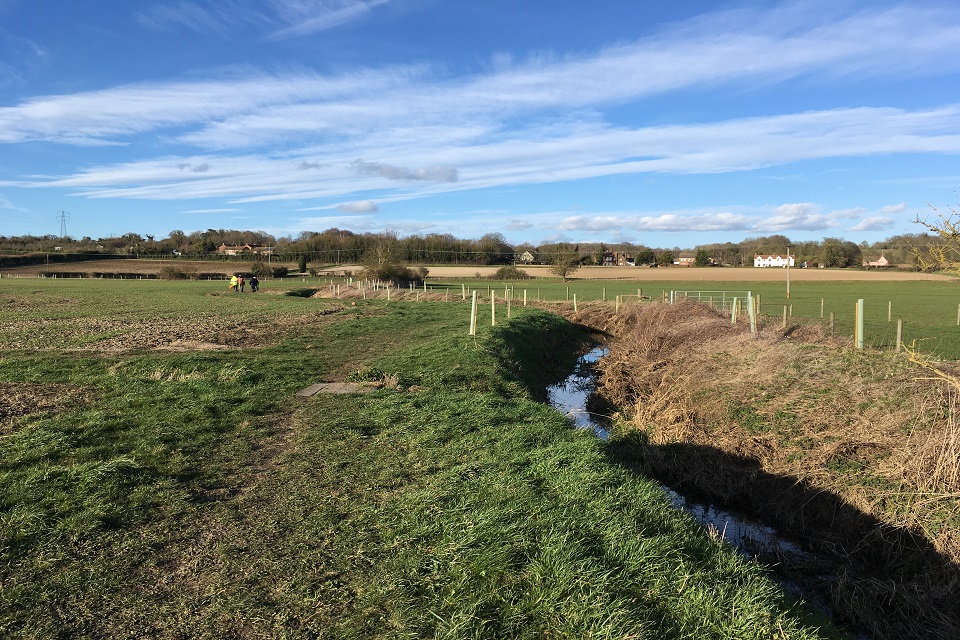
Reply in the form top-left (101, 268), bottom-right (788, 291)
top-left (0, 382), bottom-right (86, 433)
top-left (3, 258), bottom-right (952, 281)
top-left (327, 264), bottom-right (955, 282)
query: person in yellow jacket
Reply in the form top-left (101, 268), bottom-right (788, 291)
top-left (229, 274), bottom-right (238, 292)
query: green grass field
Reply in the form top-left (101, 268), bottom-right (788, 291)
top-left (421, 277), bottom-right (960, 359)
top-left (0, 278), bottom-right (848, 638)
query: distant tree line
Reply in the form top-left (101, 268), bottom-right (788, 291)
top-left (0, 228), bottom-right (940, 270)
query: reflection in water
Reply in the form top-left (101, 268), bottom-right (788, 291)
top-left (547, 348), bottom-right (815, 570)
top-left (547, 346), bottom-right (610, 439)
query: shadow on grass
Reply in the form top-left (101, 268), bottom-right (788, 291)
top-left (605, 434), bottom-right (960, 640)
top-left (485, 312), bottom-right (594, 402)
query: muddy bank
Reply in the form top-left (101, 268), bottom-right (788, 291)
top-left (567, 301), bottom-right (960, 640)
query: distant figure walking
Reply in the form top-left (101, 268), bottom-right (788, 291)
top-left (249, 276), bottom-right (259, 292)
top-left (238, 275), bottom-right (245, 292)
top-left (229, 274), bottom-right (238, 292)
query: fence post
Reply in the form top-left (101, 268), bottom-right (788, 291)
top-left (888, 301), bottom-right (892, 322)
top-left (573, 294), bottom-right (578, 313)
top-left (491, 291), bottom-right (496, 326)
top-left (602, 287), bottom-right (606, 302)
top-left (821, 298), bottom-right (825, 319)
top-left (856, 299), bottom-right (864, 349)
top-left (566, 286), bottom-right (569, 301)
top-left (507, 290), bottom-right (512, 319)
top-left (524, 290), bottom-right (527, 306)
top-left (829, 311), bottom-right (835, 335)
top-left (462, 283), bottom-right (466, 300)
top-left (616, 295), bottom-right (620, 313)
top-left (782, 305), bottom-right (787, 329)
top-left (469, 291), bottom-right (478, 335)
top-left (731, 297), bottom-right (739, 324)
top-left (896, 318), bottom-right (903, 352)
top-left (748, 293), bottom-right (757, 334)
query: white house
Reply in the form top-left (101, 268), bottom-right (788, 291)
top-left (753, 254), bottom-right (795, 268)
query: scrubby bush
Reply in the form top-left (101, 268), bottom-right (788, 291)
top-left (271, 266), bottom-right (289, 278)
top-left (250, 261), bottom-right (271, 278)
top-left (362, 262), bottom-right (426, 286)
top-left (158, 265), bottom-right (197, 280)
top-left (488, 266), bottom-right (530, 280)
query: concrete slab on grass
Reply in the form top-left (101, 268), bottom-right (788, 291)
top-left (297, 382), bottom-right (371, 397)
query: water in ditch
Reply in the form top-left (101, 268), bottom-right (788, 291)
top-left (546, 346), bottom-right (851, 629)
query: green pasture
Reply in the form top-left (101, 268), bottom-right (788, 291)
top-left (0, 277), bottom-right (846, 638)
top-left (418, 276), bottom-right (960, 359)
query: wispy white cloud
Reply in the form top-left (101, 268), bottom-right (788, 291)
top-left (0, 191), bottom-right (28, 211)
top-left (181, 207), bottom-right (242, 213)
top-left (559, 212), bottom-right (754, 233)
top-left (137, 0), bottom-right (386, 39)
top-left (760, 203), bottom-right (836, 232)
top-left (531, 201), bottom-right (910, 237)
top-left (14, 105), bottom-right (959, 207)
top-left (880, 202), bottom-right (907, 214)
top-left (351, 160), bottom-right (458, 183)
top-left (4, 3), bottom-right (960, 216)
top-left (337, 200), bottom-right (378, 213)
top-left (849, 216), bottom-right (896, 232)
top-left (5, 4), bottom-right (960, 149)
top-left (265, 0), bottom-right (389, 40)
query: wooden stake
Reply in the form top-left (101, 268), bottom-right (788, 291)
top-left (896, 318), bottom-right (903, 352)
top-left (469, 291), bottom-right (478, 335)
top-left (855, 298), bottom-right (863, 349)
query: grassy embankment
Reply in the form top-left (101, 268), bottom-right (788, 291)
top-left (0, 279), bottom-right (846, 638)
top-left (573, 301), bottom-right (960, 640)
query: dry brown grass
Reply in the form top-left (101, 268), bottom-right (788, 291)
top-left (569, 300), bottom-right (960, 639)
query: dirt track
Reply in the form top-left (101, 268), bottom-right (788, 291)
top-left (339, 264), bottom-right (956, 282)
top-left (4, 258), bottom-right (954, 282)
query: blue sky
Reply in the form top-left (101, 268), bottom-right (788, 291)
top-left (2, 0), bottom-right (960, 248)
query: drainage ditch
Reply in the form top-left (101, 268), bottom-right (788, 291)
top-left (547, 345), bottom-right (862, 637)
